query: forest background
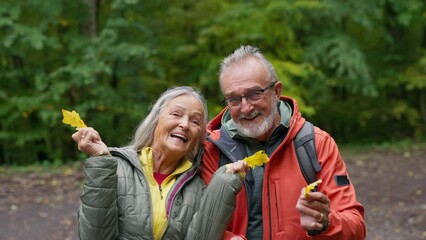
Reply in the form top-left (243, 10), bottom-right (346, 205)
top-left (0, 0), bottom-right (425, 165)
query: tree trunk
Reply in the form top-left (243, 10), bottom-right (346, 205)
top-left (82, 0), bottom-right (98, 38)
top-left (420, 89), bottom-right (426, 124)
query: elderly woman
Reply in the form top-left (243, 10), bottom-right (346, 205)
top-left (72, 86), bottom-right (248, 240)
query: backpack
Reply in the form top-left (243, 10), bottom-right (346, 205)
top-left (209, 121), bottom-right (321, 184)
top-left (293, 121), bottom-right (321, 184)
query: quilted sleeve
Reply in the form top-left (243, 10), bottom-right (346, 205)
top-left (77, 156), bottom-right (118, 240)
top-left (185, 165), bottom-right (243, 240)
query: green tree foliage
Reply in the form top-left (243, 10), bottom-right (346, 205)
top-left (303, 0), bottom-right (426, 142)
top-left (0, 1), bottom-right (158, 164)
top-left (0, 0), bottom-right (424, 165)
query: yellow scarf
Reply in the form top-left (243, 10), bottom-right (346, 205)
top-left (139, 147), bottom-right (192, 240)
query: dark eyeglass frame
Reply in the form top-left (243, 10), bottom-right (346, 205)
top-left (223, 81), bottom-right (277, 107)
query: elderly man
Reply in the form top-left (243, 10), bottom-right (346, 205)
top-left (201, 45), bottom-right (366, 239)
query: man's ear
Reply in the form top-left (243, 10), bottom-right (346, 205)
top-left (274, 82), bottom-right (283, 97)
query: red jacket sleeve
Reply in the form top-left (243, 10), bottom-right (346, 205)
top-left (313, 128), bottom-right (366, 239)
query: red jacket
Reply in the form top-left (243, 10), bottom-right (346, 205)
top-left (201, 96), bottom-right (366, 239)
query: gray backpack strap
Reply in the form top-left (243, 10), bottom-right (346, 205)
top-left (294, 121), bottom-right (321, 184)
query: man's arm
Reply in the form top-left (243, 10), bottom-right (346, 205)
top-left (298, 130), bottom-right (366, 239)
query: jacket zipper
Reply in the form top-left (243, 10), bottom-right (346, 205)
top-left (267, 171), bottom-right (272, 240)
top-left (166, 167), bottom-right (197, 212)
top-left (265, 118), bottom-right (296, 239)
top-left (159, 185), bottom-right (163, 200)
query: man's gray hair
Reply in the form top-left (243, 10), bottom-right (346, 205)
top-left (219, 45), bottom-right (279, 87)
top-left (128, 86), bottom-right (208, 161)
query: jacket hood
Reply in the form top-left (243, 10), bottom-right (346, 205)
top-left (109, 147), bottom-right (141, 168)
top-left (207, 96), bottom-right (306, 143)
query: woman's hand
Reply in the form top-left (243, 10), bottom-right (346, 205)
top-left (226, 160), bottom-right (250, 180)
top-left (71, 127), bottom-right (109, 157)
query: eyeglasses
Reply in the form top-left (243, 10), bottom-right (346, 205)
top-left (224, 82), bottom-right (277, 107)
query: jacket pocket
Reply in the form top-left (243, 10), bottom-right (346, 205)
top-left (271, 179), bottom-right (285, 232)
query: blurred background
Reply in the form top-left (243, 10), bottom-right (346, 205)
top-left (0, 0), bottom-right (425, 239)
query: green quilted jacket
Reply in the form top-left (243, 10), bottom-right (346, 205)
top-left (77, 147), bottom-right (242, 240)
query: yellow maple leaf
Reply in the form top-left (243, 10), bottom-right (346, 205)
top-left (243, 150), bottom-right (269, 169)
top-left (61, 109), bottom-right (87, 128)
top-left (305, 179), bottom-right (322, 198)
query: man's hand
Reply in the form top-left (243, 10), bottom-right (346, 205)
top-left (296, 187), bottom-right (330, 231)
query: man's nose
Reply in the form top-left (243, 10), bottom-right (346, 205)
top-left (240, 97), bottom-right (253, 114)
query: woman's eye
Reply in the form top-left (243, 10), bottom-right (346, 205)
top-left (191, 119), bottom-right (200, 126)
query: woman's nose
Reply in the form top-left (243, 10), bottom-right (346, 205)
top-left (178, 117), bottom-right (190, 128)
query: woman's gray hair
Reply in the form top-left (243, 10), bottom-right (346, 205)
top-left (219, 45), bottom-right (278, 88)
top-left (128, 86), bottom-right (208, 161)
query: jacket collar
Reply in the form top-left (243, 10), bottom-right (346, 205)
top-left (219, 99), bottom-right (293, 139)
top-left (109, 147), bottom-right (200, 178)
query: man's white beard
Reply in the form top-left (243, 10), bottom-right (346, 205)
top-left (235, 100), bottom-right (279, 139)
